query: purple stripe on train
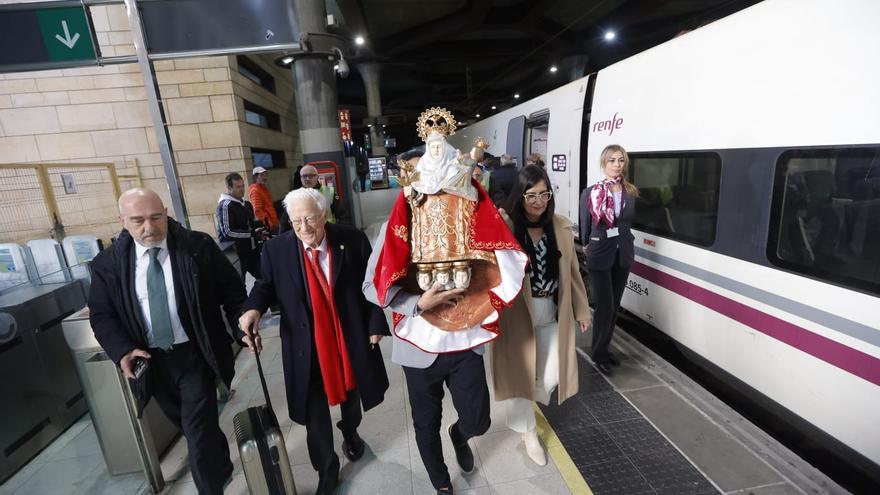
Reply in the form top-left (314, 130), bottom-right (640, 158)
top-left (630, 262), bottom-right (880, 387)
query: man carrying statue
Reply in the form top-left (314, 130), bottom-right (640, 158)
top-left (363, 107), bottom-right (527, 494)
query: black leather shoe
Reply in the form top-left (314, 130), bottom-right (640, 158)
top-left (436, 487), bottom-right (454, 494)
top-left (447, 424), bottom-right (475, 474)
top-left (341, 430), bottom-right (365, 462)
top-left (596, 363), bottom-right (613, 376)
top-left (316, 472), bottom-right (339, 495)
top-left (608, 355), bottom-right (621, 366)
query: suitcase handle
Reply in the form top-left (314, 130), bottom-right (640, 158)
top-left (255, 349), bottom-right (275, 416)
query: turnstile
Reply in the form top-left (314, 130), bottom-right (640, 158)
top-left (62, 308), bottom-right (178, 493)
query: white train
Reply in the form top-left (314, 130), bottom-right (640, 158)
top-left (450, 0), bottom-right (880, 484)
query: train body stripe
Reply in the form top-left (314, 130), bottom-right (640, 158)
top-left (633, 247), bottom-right (880, 348)
top-left (630, 261), bottom-right (880, 386)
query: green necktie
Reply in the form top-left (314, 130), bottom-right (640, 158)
top-left (147, 248), bottom-right (174, 350)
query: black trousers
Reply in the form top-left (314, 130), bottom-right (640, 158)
top-left (237, 247), bottom-right (261, 280)
top-left (150, 343), bottom-right (231, 495)
top-left (403, 351), bottom-right (491, 489)
top-left (588, 251), bottom-right (631, 365)
top-left (304, 361), bottom-right (362, 479)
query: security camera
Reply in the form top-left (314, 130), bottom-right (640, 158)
top-left (333, 48), bottom-right (350, 78)
top-left (336, 57), bottom-right (350, 78)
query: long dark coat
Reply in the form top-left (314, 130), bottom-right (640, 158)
top-left (88, 219), bottom-right (247, 416)
top-left (243, 224), bottom-right (389, 424)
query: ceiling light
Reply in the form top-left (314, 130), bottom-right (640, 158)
top-left (354, 36), bottom-right (365, 45)
top-left (514, 93), bottom-right (520, 99)
top-left (549, 65), bottom-right (558, 73)
top-left (475, 114), bottom-right (480, 118)
top-left (491, 105), bottom-right (497, 110)
top-left (604, 30), bottom-right (616, 41)
top-left (281, 56), bottom-right (294, 65)
top-left (367, 124), bottom-right (372, 127)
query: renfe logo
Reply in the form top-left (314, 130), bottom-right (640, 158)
top-left (592, 113), bottom-right (623, 135)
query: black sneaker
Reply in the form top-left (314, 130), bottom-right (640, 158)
top-left (436, 487), bottom-right (454, 494)
top-left (447, 424), bottom-right (474, 474)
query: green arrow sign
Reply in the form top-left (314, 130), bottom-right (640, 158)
top-left (0, 3), bottom-right (97, 73)
top-left (36, 7), bottom-right (95, 62)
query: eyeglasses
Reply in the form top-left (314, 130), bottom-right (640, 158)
top-left (301, 173), bottom-right (318, 179)
top-left (523, 191), bottom-right (553, 204)
top-left (290, 216), bottom-right (321, 228)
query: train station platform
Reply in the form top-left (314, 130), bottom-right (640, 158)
top-left (0, 311), bottom-right (846, 495)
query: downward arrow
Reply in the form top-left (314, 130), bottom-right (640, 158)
top-left (54, 20), bottom-right (80, 49)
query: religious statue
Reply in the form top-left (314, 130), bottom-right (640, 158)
top-left (373, 107), bottom-right (528, 352)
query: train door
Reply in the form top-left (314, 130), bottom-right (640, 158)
top-left (506, 116), bottom-right (526, 165)
top-left (526, 109), bottom-right (550, 166)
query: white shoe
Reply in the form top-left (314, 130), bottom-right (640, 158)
top-left (522, 431), bottom-right (547, 466)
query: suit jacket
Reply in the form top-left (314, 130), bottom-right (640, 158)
top-left (361, 222), bottom-right (486, 369)
top-left (579, 185), bottom-right (636, 271)
top-left (243, 224), bottom-right (389, 424)
top-left (88, 219), bottom-right (246, 416)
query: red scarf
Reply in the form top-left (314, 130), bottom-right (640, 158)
top-left (302, 245), bottom-right (356, 406)
top-left (589, 177), bottom-right (623, 228)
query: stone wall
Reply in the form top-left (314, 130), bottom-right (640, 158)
top-left (0, 4), bottom-right (301, 244)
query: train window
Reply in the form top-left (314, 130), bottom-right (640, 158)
top-left (628, 152), bottom-right (722, 246)
top-left (768, 147), bottom-right (880, 294)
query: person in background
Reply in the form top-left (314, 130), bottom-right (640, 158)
top-left (471, 164), bottom-right (485, 186)
top-left (488, 154), bottom-right (518, 206)
top-left (493, 166), bottom-right (590, 466)
top-left (299, 164), bottom-right (338, 223)
top-left (248, 166), bottom-right (279, 232)
top-left (578, 144), bottom-right (639, 376)
top-left (89, 188), bottom-right (245, 494)
top-left (216, 172), bottom-right (265, 280)
top-left (526, 153), bottom-right (545, 169)
top-left (239, 188), bottom-right (389, 495)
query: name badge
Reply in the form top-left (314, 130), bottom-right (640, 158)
top-left (606, 227), bottom-right (619, 238)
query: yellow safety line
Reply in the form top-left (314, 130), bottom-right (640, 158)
top-left (534, 404), bottom-right (594, 495)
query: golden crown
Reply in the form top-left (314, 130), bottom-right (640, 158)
top-left (417, 107), bottom-right (457, 141)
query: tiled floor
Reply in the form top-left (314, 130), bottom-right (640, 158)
top-left (1, 314), bottom-right (573, 495)
top-left (1, 312), bottom-right (845, 495)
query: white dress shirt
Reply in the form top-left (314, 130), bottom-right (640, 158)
top-left (304, 236), bottom-right (331, 282)
top-left (134, 238), bottom-right (189, 347)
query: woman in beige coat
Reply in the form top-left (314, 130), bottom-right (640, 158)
top-left (494, 165), bottom-right (591, 466)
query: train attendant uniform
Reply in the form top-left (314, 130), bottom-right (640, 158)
top-left (579, 177), bottom-right (636, 372)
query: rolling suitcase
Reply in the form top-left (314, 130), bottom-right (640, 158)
top-left (234, 350), bottom-right (297, 495)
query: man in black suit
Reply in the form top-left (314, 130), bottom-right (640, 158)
top-left (488, 154), bottom-right (518, 206)
top-left (89, 188), bottom-right (246, 494)
top-left (239, 187), bottom-right (389, 495)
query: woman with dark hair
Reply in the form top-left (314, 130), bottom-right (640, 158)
top-left (493, 165), bottom-right (591, 466)
top-left (578, 144), bottom-right (639, 376)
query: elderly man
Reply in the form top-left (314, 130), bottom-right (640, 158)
top-left (239, 188), bottom-right (389, 495)
top-left (299, 164), bottom-right (338, 223)
top-left (88, 188), bottom-right (246, 494)
top-left (248, 166), bottom-right (279, 232)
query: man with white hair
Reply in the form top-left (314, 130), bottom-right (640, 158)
top-left (239, 188), bottom-right (389, 494)
top-left (88, 188), bottom-right (246, 494)
top-left (299, 164), bottom-right (338, 223)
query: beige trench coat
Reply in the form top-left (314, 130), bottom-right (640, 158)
top-left (492, 214), bottom-right (591, 405)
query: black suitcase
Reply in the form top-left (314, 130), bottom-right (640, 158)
top-left (234, 351), bottom-right (297, 495)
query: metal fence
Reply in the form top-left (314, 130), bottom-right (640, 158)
top-left (0, 162), bottom-right (141, 245)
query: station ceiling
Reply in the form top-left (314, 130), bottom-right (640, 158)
top-left (329, 0), bottom-right (761, 150)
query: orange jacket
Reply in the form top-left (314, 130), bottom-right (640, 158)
top-left (248, 183), bottom-right (279, 230)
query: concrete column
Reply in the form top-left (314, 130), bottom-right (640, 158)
top-left (564, 54), bottom-right (590, 82)
top-left (290, 0), bottom-right (350, 213)
top-left (357, 62), bottom-right (386, 157)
